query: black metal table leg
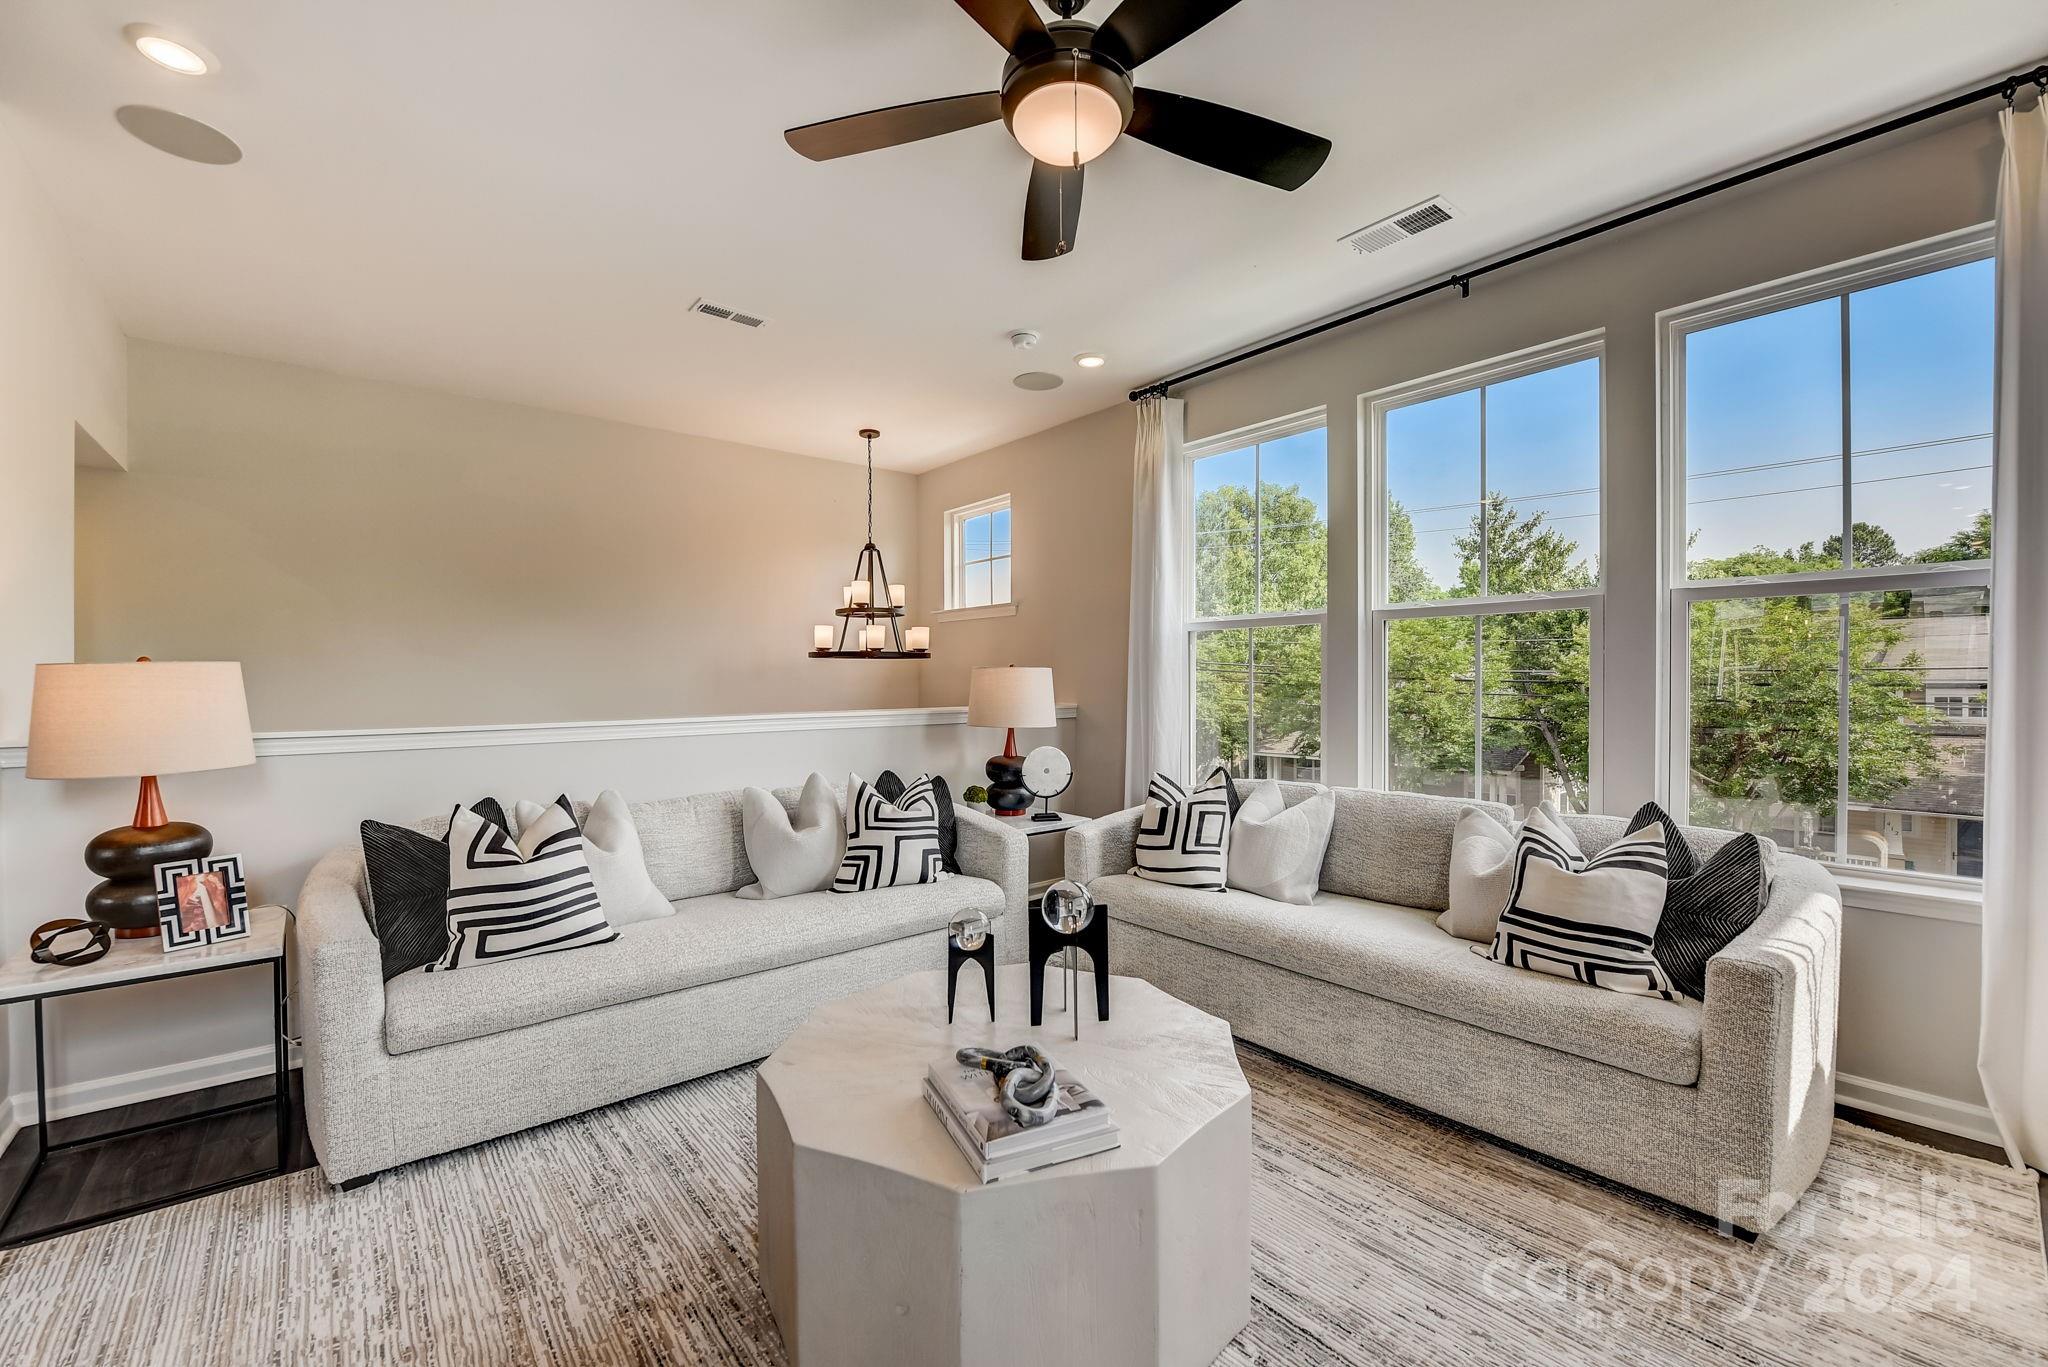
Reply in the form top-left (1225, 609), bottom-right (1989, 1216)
top-left (273, 956), bottom-right (290, 1172)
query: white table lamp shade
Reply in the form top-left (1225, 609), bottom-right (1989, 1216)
top-left (27, 661), bottom-right (256, 780)
top-left (967, 666), bottom-right (1055, 729)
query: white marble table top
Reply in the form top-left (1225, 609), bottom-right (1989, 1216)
top-left (758, 965), bottom-right (1247, 1193)
top-left (0, 905), bottom-right (288, 1004)
top-left (989, 809), bottom-right (1085, 835)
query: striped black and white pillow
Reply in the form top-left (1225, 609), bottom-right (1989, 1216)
top-left (1629, 802), bottom-right (1776, 1001)
top-left (430, 794), bottom-right (617, 971)
top-left (832, 773), bottom-right (945, 893)
top-left (1484, 804), bottom-right (1675, 1000)
top-left (1131, 764), bottom-right (1235, 891)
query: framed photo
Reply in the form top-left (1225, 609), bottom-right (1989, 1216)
top-left (153, 853), bottom-right (251, 952)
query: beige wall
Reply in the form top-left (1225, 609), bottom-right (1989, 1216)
top-left (915, 403), bottom-right (1136, 819)
top-left (79, 343), bottom-right (924, 729)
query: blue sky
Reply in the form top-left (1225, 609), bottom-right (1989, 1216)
top-left (1190, 255), bottom-right (1994, 596)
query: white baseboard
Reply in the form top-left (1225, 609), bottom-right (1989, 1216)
top-left (6, 1042), bottom-right (301, 1129)
top-left (1836, 1071), bottom-right (2004, 1149)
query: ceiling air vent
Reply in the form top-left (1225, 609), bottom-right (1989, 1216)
top-left (689, 298), bottom-right (767, 328)
top-left (1340, 197), bottom-right (1460, 256)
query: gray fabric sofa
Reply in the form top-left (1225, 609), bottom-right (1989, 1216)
top-left (295, 785), bottom-right (1027, 1187)
top-left (1066, 783), bottom-right (1842, 1235)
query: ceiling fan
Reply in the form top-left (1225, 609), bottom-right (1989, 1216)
top-left (784, 0), bottom-right (1332, 260)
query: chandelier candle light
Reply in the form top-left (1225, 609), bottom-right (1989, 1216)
top-left (811, 429), bottom-right (930, 660)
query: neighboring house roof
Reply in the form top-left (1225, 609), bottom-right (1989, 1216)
top-left (1865, 609), bottom-right (1990, 685)
top-left (1852, 732), bottom-right (1986, 819)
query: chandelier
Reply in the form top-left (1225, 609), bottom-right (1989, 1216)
top-left (811, 428), bottom-right (930, 660)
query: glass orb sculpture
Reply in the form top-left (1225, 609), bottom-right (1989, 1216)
top-left (949, 909), bottom-right (990, 953)
top-left (1041, 879), bottom-right (1095, 935)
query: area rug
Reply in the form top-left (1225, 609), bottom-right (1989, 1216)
top-left (1, 1047), bottom-right (2043, 1366)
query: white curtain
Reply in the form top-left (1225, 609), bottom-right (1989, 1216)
top-left (1979, 92), bottom-right (2048, 1172)
top-left (1124, 395), bottom-right (1189, 806)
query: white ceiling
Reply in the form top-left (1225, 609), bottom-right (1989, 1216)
top-left (3, 1), bottom-right (2045, 471)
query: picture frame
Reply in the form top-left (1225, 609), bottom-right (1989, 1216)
top-left (153, 853), bottom-right (251, 952)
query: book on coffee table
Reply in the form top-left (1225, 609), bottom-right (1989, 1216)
top-left (924, 1056), bottom-right (1119, 1182)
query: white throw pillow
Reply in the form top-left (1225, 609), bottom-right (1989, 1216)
top-left (1438, 807), bottom-right (1516, 943)
top-left (433, 795), bottom-right (617, 971)
top-left (1225, 782), bottom-right (1333, 905)
top-left (736, 772), bottom-right (844, 900)
top-left (832, 773), bottom-right (944, 893)
top-left (1131, 767), bottom-right (1233, 891)
top-left (513, 790), bottom-right (673, 927)
top-left (1482, 804), bottom-right (1675, 999)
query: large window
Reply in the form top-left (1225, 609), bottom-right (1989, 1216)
top-left (1187, 414), bottom-right (1327, 782)
top-left (945, 495), bottom-right (1011, 609)
top-left (1665, 234), bottom-right (1993, 880)
top-left (1369, 337), bottom-right (1604, 817)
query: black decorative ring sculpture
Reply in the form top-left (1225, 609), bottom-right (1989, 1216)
top-left (29, 918), bottom-right (114, 967)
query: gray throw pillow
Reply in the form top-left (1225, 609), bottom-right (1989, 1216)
top-left (1225, 782), bottom-right (1334, 905)
top-left (736, 772), bottom-right (843, 900)
top-left (513, 789), bottom-right (672, 927)
top-left (1438, 806), bottom-right (1515, 943)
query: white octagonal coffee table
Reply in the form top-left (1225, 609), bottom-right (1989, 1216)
top-left (756, 964), bottom-right (1250, 1367)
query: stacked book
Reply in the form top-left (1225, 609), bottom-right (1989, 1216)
top-left (923, 1056), bottom-right (1120, 1183)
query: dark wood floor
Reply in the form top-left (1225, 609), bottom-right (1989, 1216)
top-left (1, 1076), bottom-right (2040, 1261)
top-left (0, 1071), bottom-right (317, 1247)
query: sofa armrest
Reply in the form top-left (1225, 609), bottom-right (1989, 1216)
top-left (1066, 805), bottom-right (1145, 885)
top-left (1695, 856), bottom-right (1842, 1231)
top-left (954, 806), bottom-right (1029, 930)
top-left (294, 845), bottom-right (397, 1185)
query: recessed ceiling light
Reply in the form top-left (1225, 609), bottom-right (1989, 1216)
top-left (123, 24), bottom-right (214, 76)
top-left (1074, 353), bottom-right (1106, 369)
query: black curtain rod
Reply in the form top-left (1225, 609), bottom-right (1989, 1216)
top-left (1130, 60), bottom-right (2048, 402)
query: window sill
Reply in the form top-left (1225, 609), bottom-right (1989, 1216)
top-left (934, 602), bottom-right (1018, 623)
top-left (1831, 871), bottom-right (1982, 924)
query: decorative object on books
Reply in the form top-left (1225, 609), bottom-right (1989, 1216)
top-left (1032, 880), bottom-right (1108, 1034)
top-left (832, 773), bottom-right (945, 892)
top-left (948, 910), bottom-right (996, 1023)
top-left (1022, 745), bottom-right (1072, 821)
top-left (152, 852), bottom-right (250, 951)
top-left (27, 918), bottom-right (113, 967)
top-left (877, 769), bottom-right (962, 873)
top-left (514, 790), bottom-right (672, 925)
top-left (1224, 782), bottom-right (1333, 905)
top-left (25, 658), bottom-right (256, 938)
top-left (968, 665), bottom-right (1056, 815)
top-left (1483, 803), bottom-right (1675, 999)
top-left (809, 429), bottom-right (930, 659)
top-left (1131, 765), bottom-right (1233, 890)
top-left (1626, 801), bottom-right (1777, 1001)
top-left (1439, 806), bottom-right (1517, 943)
top-left (431, 796), bottom-right (617, 971)
top-left (358, 798), bottom-right (511, 980)
top-left (736, 772), bottom-right (843, 899)
top-left (954, 1044), bottom-right (1062, 1127)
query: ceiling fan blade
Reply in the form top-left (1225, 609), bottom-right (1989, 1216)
top-left (1022, 161), bottom-right (1084, 261)
top-left (784, 92), bottom-right (1003, 160)
top-left (1091, 0), bottom-right (1246, 69)
top-left (953, 0), bottom-right (1052, 58)
top-left (1125, 88), bottom-right (1331, 190)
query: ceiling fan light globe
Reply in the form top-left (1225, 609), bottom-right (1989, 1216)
top-left (1009, 80), bottom-right (1124, 166)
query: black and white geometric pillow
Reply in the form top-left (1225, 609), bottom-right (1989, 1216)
top-left (1628, 802), bottom-right (1777, 1001)
top-left (1131, 764), bottom-right (1235, 891)
top-left (832, 773), bottom-right (945, 893)
top-left (429, 794), bottom-right (617, 971)
top-left (1484, 804), bottom-right (1676, 1000)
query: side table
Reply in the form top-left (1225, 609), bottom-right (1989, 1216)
top-left (0, 905), bottom-right (291, 1247)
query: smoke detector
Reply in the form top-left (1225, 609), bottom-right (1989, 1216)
top-left (1008, 329), bottom-right (1040, 351)
top-left (1340, 196), bottom-right (1461, 255)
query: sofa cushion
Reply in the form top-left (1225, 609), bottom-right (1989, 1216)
top-left (1095, 872), bottom-right (1701, 1085)
top-left (1320, 790), bottom-right (1511, 911)
top-left (382, 875), bottom-right (1005, 1055)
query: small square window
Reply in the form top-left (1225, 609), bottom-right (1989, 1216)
top-left (946, 496), bottom-right (1013, 610)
